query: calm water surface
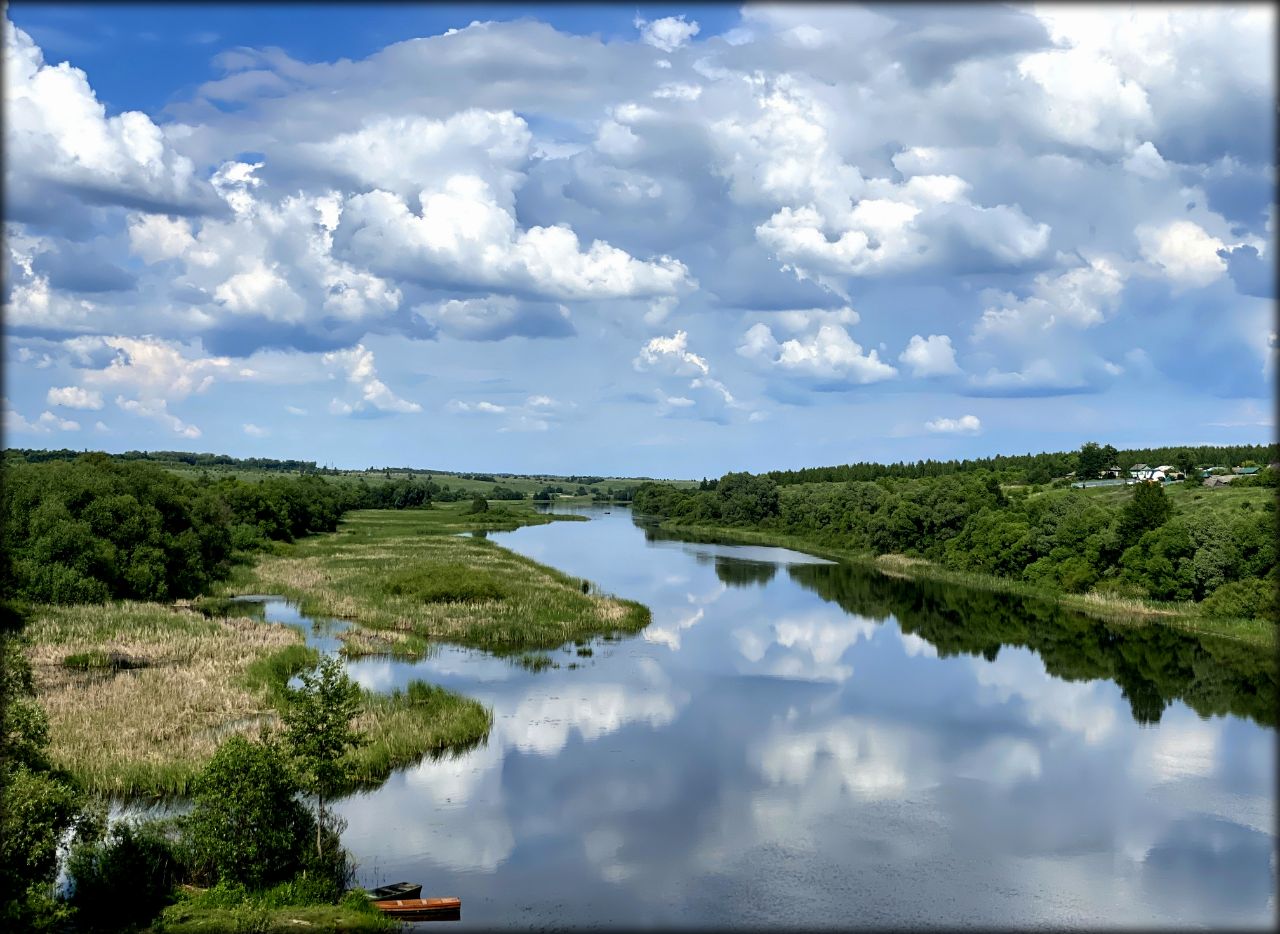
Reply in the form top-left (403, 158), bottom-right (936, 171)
top-left (261, 505), bottom-right (1274, 928)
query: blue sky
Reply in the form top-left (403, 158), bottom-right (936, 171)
top-left (4, 4), bottom-right (1275, 477)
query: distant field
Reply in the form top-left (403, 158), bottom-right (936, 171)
top-left (157, 462), bottom-right (697, 496)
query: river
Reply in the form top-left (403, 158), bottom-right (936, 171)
top-left (249, 504), bottom-right (1275, 928)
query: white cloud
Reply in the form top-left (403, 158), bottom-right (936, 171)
top-left (242, 422), bottom-right (268, 437)
top-left (633, 330), bottom-right (710, 376)
top-left (3, 400), bottom-right (80, 434)
top-left (447, 400), bottom-right (506, 414)
top-left (899, 334), bottom-right (961, 377)
top-left (46, 385), bottom-right (103, 409)
top-left (322, 343), bottom-right (421, 415)
top-left (4, 20), bottom-right (209, 213)
top-left (925, 414), bottom-right (981, 434)
top-left (738, 321), bottom-right (897, 384)
top-left (975, 258), bottom-right (1127, 339)
top-left (284, 404), bottom-right (307, 416)
top-left (635, 15), bottom-right (700, 53)
top-left (1135, 219), bottom-right (1228, 288)
top-left (339, 176), bottom-right (691, 302)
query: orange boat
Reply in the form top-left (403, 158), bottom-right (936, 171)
top-left (372, 897), bottom-right (461, 920)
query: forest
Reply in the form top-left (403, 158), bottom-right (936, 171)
top-left (0, 455), bottom-right (449, 605)
top-left (634, 444), bottom-right (1278, 621)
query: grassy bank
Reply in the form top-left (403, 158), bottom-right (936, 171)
top-left (216, 504), bottom-right (651, 656)
top-left (23, 600), bottom-right (491, 797)
top-left (644, 520), bottom-right (1275, 649)
top-left (155, 886), bottom-right (395, 933)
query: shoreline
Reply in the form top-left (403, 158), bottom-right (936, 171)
top-left (643, 519), bottom-right (1275, 649)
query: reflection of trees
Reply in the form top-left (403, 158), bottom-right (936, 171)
top-left (714, 558), bottom-right (777, 588)
top-left (786, 562), bottom-right (1277, 728)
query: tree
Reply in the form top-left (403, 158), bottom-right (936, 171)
top-left (1, 619), bottom-right (89, 929)
top-left (1173, 449), bottom-right (1196, 478)
top-left (1076, 441), bottom-right (1107, 480)
top-left (281, 657), bottom-right (364, 863)
top-left (186, 735), bottom-right (314, 889)
top-left (1119, 480), bottom-right (1172, 545)
top-left (468, 494), bottom-right (489, 513)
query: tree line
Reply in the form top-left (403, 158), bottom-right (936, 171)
top-left (633, 465), bottom-right (1277, 619)
top-left (0, 454), bottom-right (468, 606)
top-left (762, 442), bottom-right (1277, 487)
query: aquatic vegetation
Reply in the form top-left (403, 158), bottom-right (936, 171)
top-left (221, 505), bottom-right (650, 657)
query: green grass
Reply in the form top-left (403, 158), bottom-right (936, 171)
top-left (648, 520), bottom-right (1276, 650)
top-left (155, 885), bottom-right (394, 933)
top-left (216, 504), bottom-right (651, 657)
top-left (348, 681), bottom-right (491, 787)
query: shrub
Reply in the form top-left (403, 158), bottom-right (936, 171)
top-left (467, 494), bottom-right (489, 514)
top-left (68, 820), bottom-right (181, 929)
top-left (185, 736), bottom-right (314, 889)
top-left (1199, 578), bottom-right (1277, 621)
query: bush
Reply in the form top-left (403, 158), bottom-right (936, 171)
top-left (1199, 578), bottom-right (1278, 621)
top-left (185, 736), bottom-right (315, 890)
top-left (68, 821), bottom-right (181, 929)
top-left (467, 494), bottom-right (489, 514)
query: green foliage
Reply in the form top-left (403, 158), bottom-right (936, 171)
top-left (1, 456), bottom-right (364, 604)
top-left (636, 461), bottom-right (1276, 620)
top-left (0, 629), bottom-right (88, 930)
top-left (282, 657), bottom-right (363, 864)
top-left (186, 736), bottom-right (315, 890)
top-left (1199, 578), bottom-right (1278, 621)
top-left (68, 820), bottom-right (182, 929)
top-left (1119, 480), bottom-right (1173, 545)
top-left (468, 494), bottom-right (489, 514)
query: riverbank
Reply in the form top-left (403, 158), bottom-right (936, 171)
top-left (642, 519), bottom-right (1275, 649)
top-left (23, 600), bottom-right (490, 797)
top-left (215, 504), bottom-right (651, 657)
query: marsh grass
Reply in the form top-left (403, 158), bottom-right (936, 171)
top-left (26, 598), bottom-right (493, 797)
top-left (218, 505), bottom-right (650, 656)
top-left (348, 682), bottom-right (491, 788)
top-left (26, 601), bottom-right (303, 797)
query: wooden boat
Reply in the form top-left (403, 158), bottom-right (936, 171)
top-left (365, 882), bottom-right (422, 901)
top-left (372, 896), bottom-right (461, 919)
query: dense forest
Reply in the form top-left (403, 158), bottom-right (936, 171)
top-left (0, 455), bottom-right (464, 605)
top-left (634, 444), bottom-right (1278, 620)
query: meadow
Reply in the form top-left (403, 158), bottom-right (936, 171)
top-left (213, 504), bottom-right (651, 657)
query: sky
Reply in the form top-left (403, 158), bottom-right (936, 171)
top-left (3, 3), bottom-right (1276, 478)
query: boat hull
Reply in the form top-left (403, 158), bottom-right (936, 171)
top-left (373, 897), bottom-right (461, 920)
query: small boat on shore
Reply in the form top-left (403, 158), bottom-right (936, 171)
top-left (365, 882), bottom-right (422, 901)
top-left (373, 897), bottom-right (462, 920)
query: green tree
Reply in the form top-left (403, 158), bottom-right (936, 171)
top-left (1076, 441), bottom-right (1107, 480)
top-left (1119, 480), bottom-right (1173, 545)
top-left (1173, 449), bottom-right (1196, 478)
top-left (1, 626), bottom-right (89, 929)
top-left (468, 494), bottom-right (489, 513)
top-left (281, 657), bottom-right (364, 863)
top-left (186, 735), bottom-right (313, 889)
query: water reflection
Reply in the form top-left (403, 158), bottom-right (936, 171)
top-left (320, 505), bottom-right (1273, 928)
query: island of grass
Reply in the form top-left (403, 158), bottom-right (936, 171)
top-left (213, 503), bottom-right (651, 659)
top-left (24, 601), bottom-right (490, 798)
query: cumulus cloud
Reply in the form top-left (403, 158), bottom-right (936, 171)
top-left (242, 422), bottom-right (268, 437)
top-left (633, 330), bottom-right (710, 376)
top-left (46, 385), bottom-right (104, 409)
top-left (738, 321), bottom-right (896, 385)
top-left (4, 19), bottom-right (214, 217)
top-left (1135, 220), bottom-right (1228, 288)
top-left (3, 399), bottom-right (80, 434)
top-left (899, 334), bottom-right (961, 377)
top-left (322, 343), bottom-right (421, 415)
top-left (925, 414), bottom-right (981, 434)
top-left (635, 15), bottom-right (700, 53)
